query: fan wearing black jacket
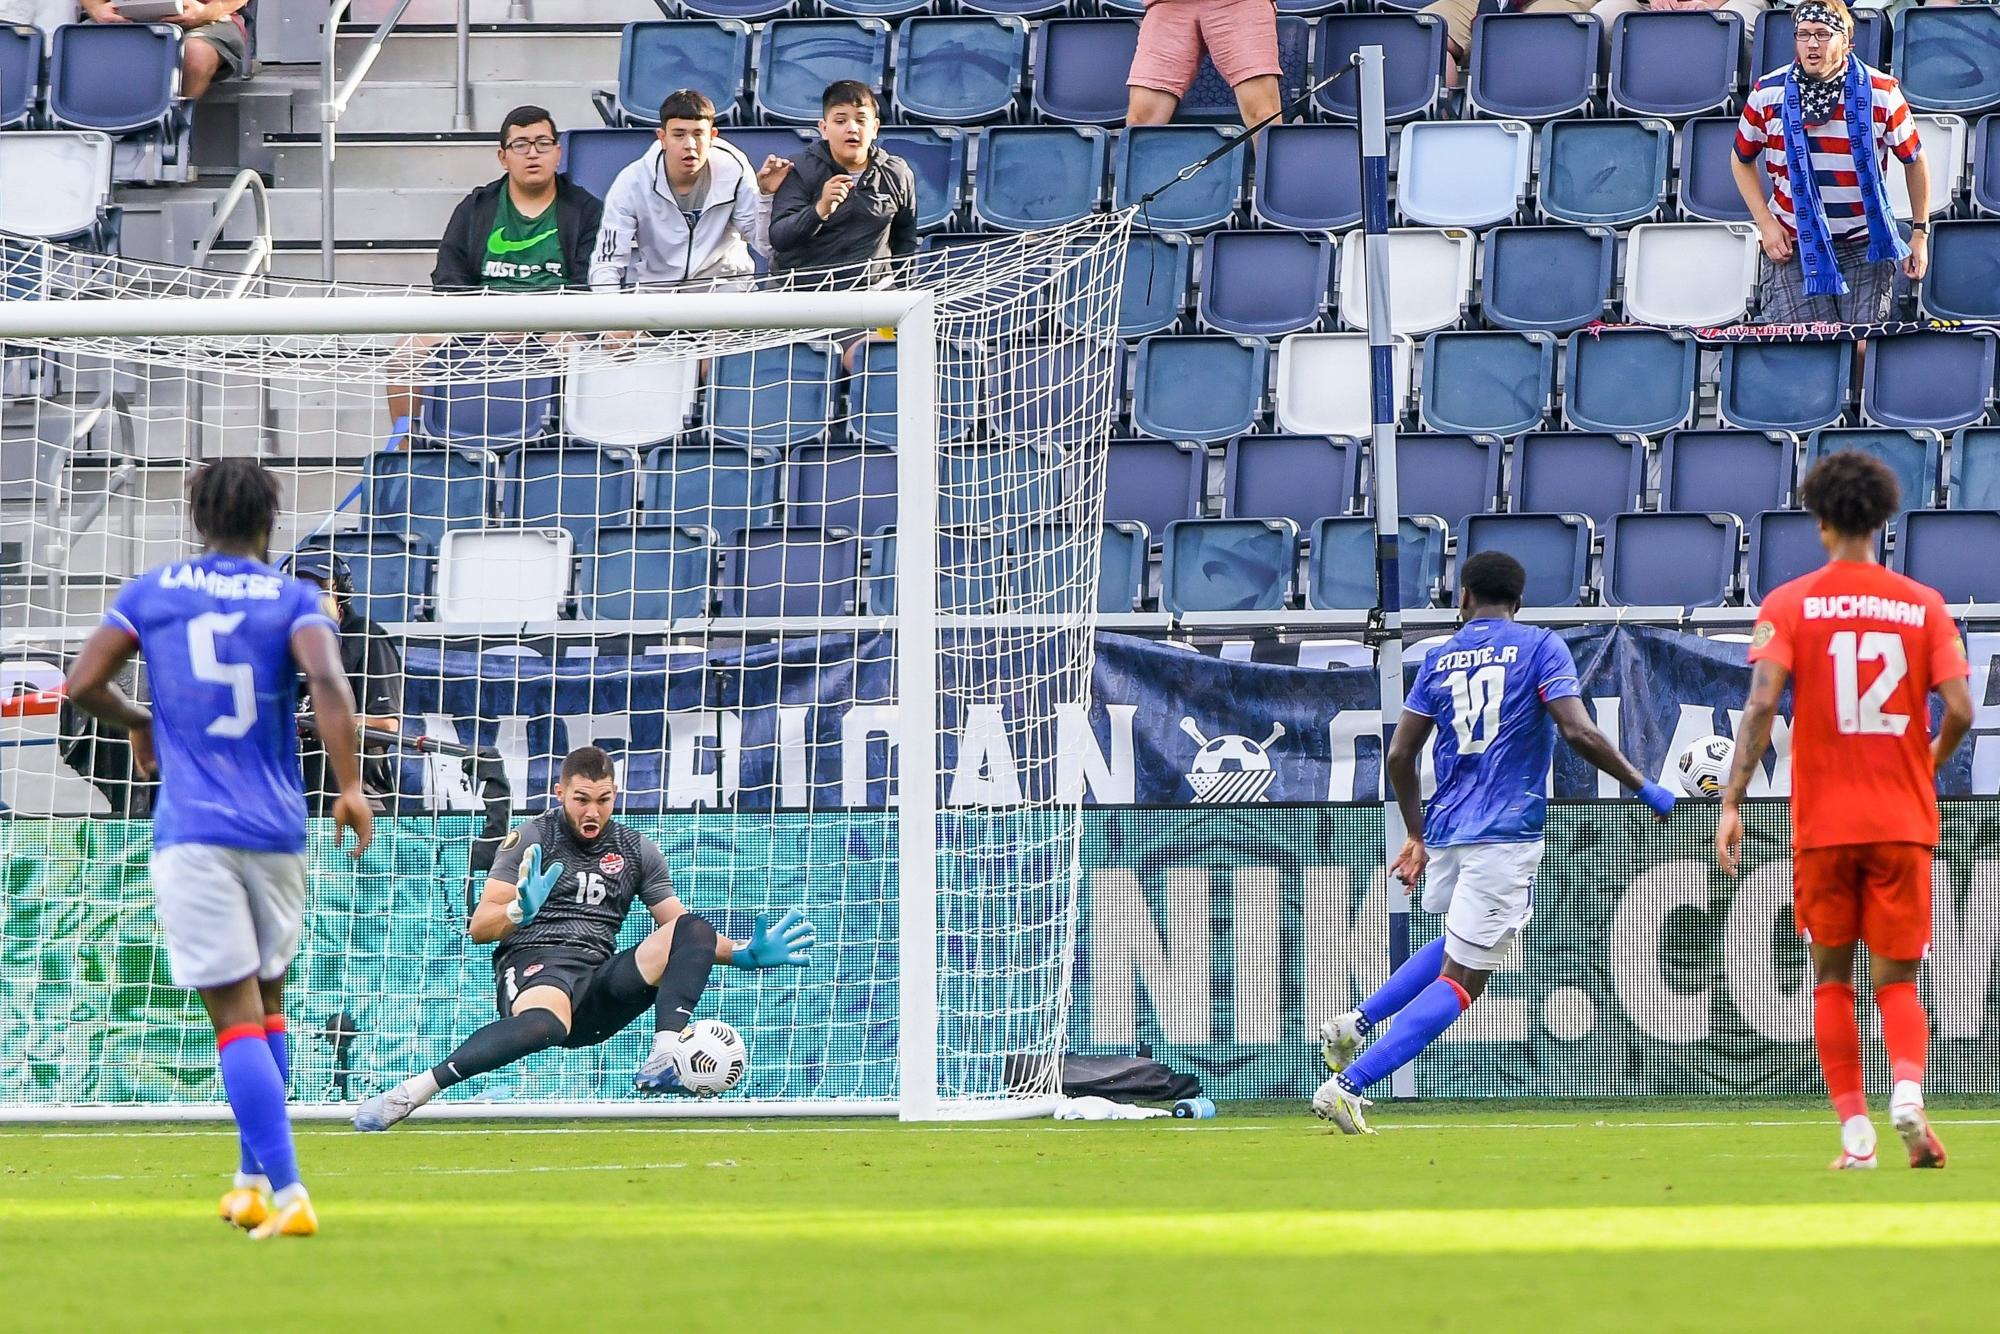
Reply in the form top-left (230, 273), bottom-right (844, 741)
top-left (768, 81), bottom-right (917, 288)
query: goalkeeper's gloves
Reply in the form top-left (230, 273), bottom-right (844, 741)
top-left (503, 844), bottom-right (565, 926)
top-left (1636, 782), bottom-right (1677, 818)
top-left (731, 908), bottom-right (816, 969)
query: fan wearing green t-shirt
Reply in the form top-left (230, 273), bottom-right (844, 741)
top-left (482, 185), bottom-right (567, 291)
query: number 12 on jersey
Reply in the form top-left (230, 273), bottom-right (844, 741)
top-left (1828, 630), bottom-right (1910, 736)
top-left (1446, 666), bottom-right (1505, 755)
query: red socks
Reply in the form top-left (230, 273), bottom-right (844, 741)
top-left (1875, 980), bottom-right (1928, 1087)
top-left (1813, 982), bottom-right (1867, 1122)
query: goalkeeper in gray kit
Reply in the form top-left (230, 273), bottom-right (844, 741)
top-left (354, 746), bottom-right (813, 1129)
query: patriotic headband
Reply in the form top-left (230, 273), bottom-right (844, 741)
top-left (1794, 1), bottom-right (1851, 34)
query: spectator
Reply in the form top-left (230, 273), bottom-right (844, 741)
top-left (79, 0), bottom-right (250, 102)
top-left (286, 550), bottom-right (403, 811)
top-left (0, 0), bottom-right (71, 36)
top-left (1125, 0), bottom-right (1281, 133)
top-left (1731, 1), bottom-right (1927, 324)
top-left (767, 81), bottom-right (917, 286)
top-left (590, 88), bottom-right (792, 291)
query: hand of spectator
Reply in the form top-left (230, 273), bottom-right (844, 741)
top-left (83, 0), bottom-right (129, 22)
top-left (1904, 231), bottom-right (1929, 281)
top-left (167, 1), bottom-right (218, 24)
top-left (816, 175), bottom-right (853, 220)
top-left (1755, 217), bottom-right (1793, 264)
top-left (757, 156), bottom-right (794, 195)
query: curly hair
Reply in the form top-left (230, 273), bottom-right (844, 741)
top-left (1798, 450), bottom-right (1900, 536)
top-left (1460, 550), bottom-right (1528, 608)
top-left (188, 458), bottom-right (280, 549)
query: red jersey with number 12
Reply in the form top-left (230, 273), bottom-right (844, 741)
top-left (1749, 561), bottom-right (1968, 851)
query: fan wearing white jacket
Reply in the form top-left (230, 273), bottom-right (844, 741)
top-left (590, 88), bottom-right (793, 291)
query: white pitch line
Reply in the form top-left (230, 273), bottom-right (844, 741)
top-left (64, 1160), bottom-right (733, 1183)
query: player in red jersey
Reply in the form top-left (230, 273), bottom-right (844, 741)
top-left (1718, 451), bottom-right (1973, 1170)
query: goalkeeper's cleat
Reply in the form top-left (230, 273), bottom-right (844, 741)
top-left (1831, 1114), bottom-right (1878, 1170)
top-left (219, 1185), bottom-right (271, 1230)
top-left (353, 1085), bottom-right (423, 1132)
top-left (632, 1049), bottom-right (688, 1097)
top-left (1892, 1090), bottom-right (1946, 1170)
top-left (248, 1189), bottom-right (317, 1240)
top-left (1319, 1011), bottom-right (1366, 1074)
top-left (1311, 1075), bottom-right (1375, 1136)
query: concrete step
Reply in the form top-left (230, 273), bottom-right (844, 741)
top-left (335, 27), bottom-right (624, 85)
top-left (168, 185), bottom-right (466, 245)
top-left (307, 79), bottom-right (607, 136)
top-left (269, 133), bottom-right (498, 190)
top-left (209, 240), bottom-right (438, 289)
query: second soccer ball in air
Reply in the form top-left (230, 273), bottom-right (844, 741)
top-left (670, 1019), bottom-right (749, 1097)
top-left (1676, 735), bottom-right (1735, 798)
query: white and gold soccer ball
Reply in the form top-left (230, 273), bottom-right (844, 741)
top-left (670, 1019), bottom-right (748, 1097)
top-left (1676, 735), bottom-right (1735, 798)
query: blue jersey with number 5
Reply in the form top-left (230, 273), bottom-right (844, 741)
top-left (1403, 619), bottom-right (1581, 846)
top-left (104, 553), bottom-right (337, 853)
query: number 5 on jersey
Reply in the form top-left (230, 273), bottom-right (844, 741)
top-left (187, 611), bottom-right (257, 738)
top-left (1446, 666), bottom-right (1505, 754)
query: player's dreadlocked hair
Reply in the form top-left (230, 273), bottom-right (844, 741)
top-left (1460, 550), bottom-right (1528, 609)
top-left (188, 457), bottom-right (281, 549)
top-left (560, 746), bottom-right (616, 784)
top-left (1799, 450), bottom-right (1900, 537)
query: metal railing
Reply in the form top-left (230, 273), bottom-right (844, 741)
top-left (191, 168), bottom-right (272, 296)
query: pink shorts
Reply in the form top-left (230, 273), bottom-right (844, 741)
top-left (1128, 0), bottom-right (1282, 96)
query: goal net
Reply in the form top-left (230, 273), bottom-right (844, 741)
top-left (0, 212), bottom-right (1132, 1120)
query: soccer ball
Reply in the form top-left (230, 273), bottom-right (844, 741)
top-left (669, 1019), bottom-right (748, 1097)
top-left (1676, 735), bottom-right (1735, 797)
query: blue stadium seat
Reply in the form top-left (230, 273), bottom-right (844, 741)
top-left (1466, 13), bottom-right (1599, 122)
top-left (1276, 0), bottom-right (1343, 13)
top-left (720, 527), bottom-right (861, 617)
top-left (314, 532), bottom-right (435, 627)
top-left (1718, 341), bottom-right (1850, 434)
top-left (720, 126), bottom-right (814, 174)
top-left (1312, 14), bottom-right (1446, 123)
top-left (1805, 428), bottom-right (1943, 510)
top-left (787, 444), bottom-right (896, 535)
top-left (1861, 333), bottom-right (1996, 433)
top-left (1177, 17), bottom-right (1311, 123)
top-left (1510, 431), bottom-right (1646, 528)
top-left (607, 20), bottom-right (750, 126)
top-left (755, 20), bottom-right (891, 125)
top-left (1252, 124), bottom-right (1362, 230)
top-left (363, 447), bottom-right (494, 552)
top-left (1754, 10), bottom-right (1888, 79)
top-left (1, 24), bottom-right (39, 131)
top-left (1460, 513), bottom-right (1592, 607)
top-left (1114, 125), bottom-right (1242, 232)
top-left (1604, 512), bottom-right (1739, 608)
top-left (1032, 19), bottom-right (1140, 124)
top-left (1748, 510), bottom-right (1831, 602)
top-left (1922, 221), bottom-right (2000, 322)
top-left (1399, 119), bottom-right (1533, 228)
top-left (1977, 115), bottom-right (2000, 217)
top-left (1103, 438), bottom-right (1205, 534)
top-left (892, 16), bottom-right (1026, 124)
top-left (938, 443), bottom-right (1062, 530)
top-left (1950, 427), bottom-right (2000, 509)
top-left (1480, 225), bottom-right (1615, 333)
top-left (1133, 335), bottom-right (1267, 443)
top-left (1307, 516), bottom-right (1445, 611)
top-left (559, 128), bottom-right (656, 203)
top-left (1198, 231), bottom-right (1331, 337)
top-left (1537, 118), bottom-right (1671, 226)
top-left (864, 531), bottom-right (1002, 615)
top-left (1394, 432), bottom-right (1505, 534)
top-left (1220, 434), bottom-right (1361, 529)
top-left (46, 23), bottom-right (186, 163)
top-left (822, 0), bottom-right (929, 19)
top-left (1607, 12), bottom-right (1742, 119)
top-left (680, 0), bottom-right (789, 21)
top-left (962, 0), bottom-right (1066, 20)
top-left (1678, 117), bottom-right (1758, 223)
top-left (875, 127), bottom-right (965, 232)
top-left (1099, 231), bottom-right (1192, 338)
top-left (1162, 519), bottom-right (1298, 613)
top-left (709, 342), bottom-right (838, 450)
top-left (642, 444), bottom-right (780, 534)
top-left (1893, 6), bottom-right (2000, 115)
top-left (581, 526), bottom-right (712, 622)
top-left (973, 126), bottom-right (1106, 230)
top-left (1012, 522), bottom-right (1151, 615)
top-left (1563, 329), bottom-right (1697, 436)
top-left (1418, 330), bottom-right (1555, 437)
top-left (990, 341), bottom-right (1122, 449)
top-left (1659, 430), bottom-right (1794, 516)
top-left (1893, 509), bottom-right (2000, 603)
top-left (848, 337), bottom-right (978, 447)
top-left (416, 353), bottom-right (556, 449)
top-left (506, 445), bottom-right (639, 554)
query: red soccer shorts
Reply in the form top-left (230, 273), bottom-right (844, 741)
top-left (1792, 842), bottom-right (1934, 960)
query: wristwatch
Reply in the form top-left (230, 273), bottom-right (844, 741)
top-left (1910, 222), bottom-right (1930, 233)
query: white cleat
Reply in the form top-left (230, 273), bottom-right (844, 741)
top-left (1311, 1076), bottom-right (1375, 1135)
top-left (1830, 1114), bottom-right (1879, 1171)
top-left (353, 1085), bottom-right (423, 1132)
top-left (1891, 1082), bottom-right (1946, 1169)
top-left (1319, 1011), bottom-right (1366, 1074)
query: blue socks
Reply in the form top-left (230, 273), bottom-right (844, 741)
top-left (219, 1024), bottom-right (299, 1192)
top-left (237, 1015), bottom-right (287, 1179)
top-left (1356, 936), bottom-right (1447, 1035)
top-left (1341, 976), bottom-right (1471, 1095)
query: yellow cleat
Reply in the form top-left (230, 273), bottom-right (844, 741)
top-left (248, 1194), bottom-right (318, 1240)
top-left (219, 1186), bottom-right (271, 1231)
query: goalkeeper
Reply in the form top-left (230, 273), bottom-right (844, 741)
top-left (353, 745), bottom-right (812, 1130)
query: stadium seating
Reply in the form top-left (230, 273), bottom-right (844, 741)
top-left (560, 129), bottom-right (656, 203)
top-left (1136, 346), bottom-right (1271, 455)
top-left (1977, 115), bottom-right (2000, 216)
top-left (46, 23), bottom-right (188, 169)
top-left (682, 0), bottom-right (789, 22)
top-left (1950, 428), bottom-right (2000, 509)
top-left (786, 444), bottom-right (897, 535)
top-left (1678, 118), bottom-right (1757, 224)
top-left (1466, 13), bottom-right (1598, 122)
top-left (1860, 333), bottom-right (1995, 434)
top-left (0, 132), bottom-right (119, 251)
top-left (565, 349), bottom-right (699, 448)
top-left (755, 19), bottom-right (891, 125)
top-left (1659, 429), bottom-right (1794, 516)
top-left (581, 526), bottom-right (713, 622)
top-left (1252, 125), bottom-right (1363, 230)
top-left (865, 531), bottom-right (1003, 614)
top-left (1606, 12), bottom-right (1742, 119)
top-left (436, 528), bottom-right (573, 623)
top-left (417, 357), bottom-right (557, 450)
top-left (1536, 119), bottom-right (1671, 227)
top-left (1805, 428), bottom-right (1943, 511)
top-left (824, 0), bottom-right (930, 22)
top-left (642, 444), bottom-right (780, 534)
top-left (606, 20), bottom-right (751, 126)
top-left (1562, 328), bottom-right (1697, 437)
top-left (1893, 509), bottom-right (2000, 603)
top-left (1102, 231), bottom-right (1192, 338)
top-left (720, 126), bottom-right (814, 175)
top-left (363, 448), bottom-right (494, 552)
top-left (1893, 6), bottom-right (2000, 115)
top-left (876, 127), bottom-right (966, 232)
top-left (1603, 512), bottom-right (1739, 609)
top-left (506, 445), bottom-right (639, 554)
top-left (1011, 522), bottom-right (1150, 615)
top-left (720, 527), bottom-right (862, 617)
top-left (1717, 341), bottom-right (1850, 435)
top-left (1273, 334), bottom-right (1413, 436)
top-left (1510, 431), bottom-right (1646, 528)
top-left (1032, 19), bottom-right (1139, 124)
top-left (937, 442), bottom-right (1060, 529)
top-left (1198, 231), bottom-right (1331, 337)
top-left (1114, 125), bottom-right (1242, 232)
top-left (1103, 438), bottom-right (1205, 534)
top-left (1175, 17), bottom-right (1310, 123)
top-left (849, 338), bottom-right (979, 446)
top-left (313, 532), bottom-right (434, 628)
top-left (1748, 509), bottom-right (1834, 603)
top-left (1336, 228), bottom-right (1474, 335)
top-left (1922, 223), bottom-right (2000, 323)
top-left (1398, 120), bottom-right (1532, 229)
top-left (0, 23), bottom-right (38, 131)
top-left (973, 125), bottom-right (1106, 230)
top-left (1623, 223), bottom-right (1757, 327)
top-left (991, 341), bottom-right (1121, 448)
top-left (1753, 9), bottom-right (1889, 79)
top-left (1161, 518), bottom-right (1298, 613)
top-left (892, 16), bottom-right (1027, 124)
top-left (1394, 432), bottom-right (1504, 534)
top-left (1480, 225), bottom-right (1615, 333)
top-left (1461, 513), bottom-right (1591, 607)
top-left (1219, 434), bottom-right (1361, 529)
top-left (1418, 330), bottom-right (1554, 437)
top-left (1890, 115), bottom-right (1967, 220)
top-left (1311, 14), bottom-right (1446, 123)
top-left (962, 0), bottom-right (1065, 19)
top-left (709, 342), bottom-right (838, 451)
top-left (1307, 516), bottom-right (1444, 611)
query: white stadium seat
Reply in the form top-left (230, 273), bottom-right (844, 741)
top-left (1397, 120), bottom-right (1533, 229)
top-left (1622, 222), bottom-right (1758, 328)
top-left (1889, 114), bottom-right (1965, 220)
top-left (1274, 333), bottom-right (1413, 436)
top-left (0, 131), bottom-right (112, 242)
top-left (436, 528), bottom-right (573, 623)
top-left (1336, 228), bottom-right (1476, 336)
top-left (563, 346), bottom-right (701, 449)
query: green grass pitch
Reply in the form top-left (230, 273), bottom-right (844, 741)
top-left (5, 1103), bottom-right (1999, 1332)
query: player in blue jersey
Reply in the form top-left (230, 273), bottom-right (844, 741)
top-left (64, 458), bottom-right (372, 1238)
top-left (1311, 551), bottom-right (1676, 1132)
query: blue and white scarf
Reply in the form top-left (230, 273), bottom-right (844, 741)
top-left (1781, 47), bottom-right (1908, 297)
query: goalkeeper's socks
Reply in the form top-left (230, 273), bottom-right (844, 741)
top-left (217, 1024), bottom-right (300, 1193)
top-left (1355, 937), bottom-right (1447, 1034)
top-left (239, 1014), bottom-right (289, 1178)
top-left (1339, 976), bottom-right (1471, 1095)
top-left (654, 913), bottom-right (719, 1037)
top-left (429, 1008), bottom-right (569, 1091)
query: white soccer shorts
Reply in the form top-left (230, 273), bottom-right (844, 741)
top-left (1420, 839), bottom-right (1543, 971)
top-left (149, 843), bottom-right (308, 989)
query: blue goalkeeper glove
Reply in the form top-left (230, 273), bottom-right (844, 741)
top-left (1636, 782), bottom-right (1677, 818)
top-left (732, 908), bottom-right (815, 970)
top-left (506, 844), bottom-right (565, 926)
